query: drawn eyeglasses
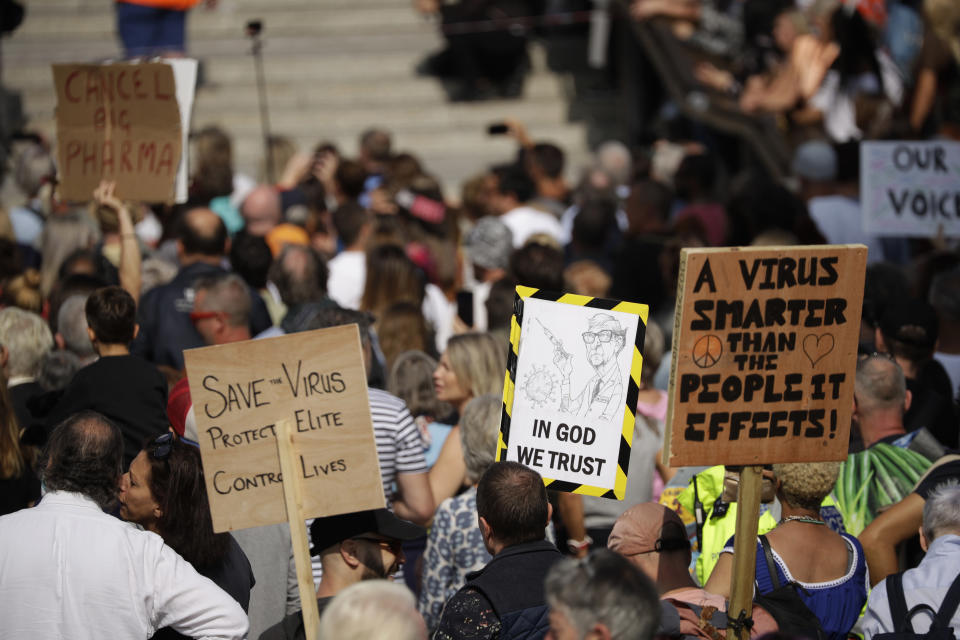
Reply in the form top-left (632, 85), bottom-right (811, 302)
top-left (582, 330), bottom-right (615, 344)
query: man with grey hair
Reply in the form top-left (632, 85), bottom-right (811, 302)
top-left (553, 313), bottom-right (627, 421)
top-left (55, 294), bottom-right (97, 366)
top-left (544, 549), bottom-right (660, 640)
top-left (192, 273), bottom-right (254, 346)
top-left (0, 411), bottom-right (249, 639)
top-left (318, 580), bottom-right (426, 640)
top-left (861, 483), bottom-right (960, 637)
top-left (0, 307), bottom-right (53, 433)
top-left (854, 354), bottom-right (912, 449)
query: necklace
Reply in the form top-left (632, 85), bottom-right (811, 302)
top-left (779, 515), bottom-right (826, 526)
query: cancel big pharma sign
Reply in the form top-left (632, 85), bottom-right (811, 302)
top-left (185, 326), bottom-right (385, 533)
top-left (664, 246), bottom-right (867, 467)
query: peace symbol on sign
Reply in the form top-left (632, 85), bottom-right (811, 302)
top-left (692, 335), bottom-right (723, 368)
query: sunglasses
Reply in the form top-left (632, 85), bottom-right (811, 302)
top-left (582, 330), bottom-right (621, 345)
top-left (149, 432), bottom-right (174, 461)
top-left (189, 310), bottom-right (221, 325)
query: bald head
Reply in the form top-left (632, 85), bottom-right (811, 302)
top-left (180, 208), bottom-right (227, 258)
top-left (242, 185), bottom-right (282, 236)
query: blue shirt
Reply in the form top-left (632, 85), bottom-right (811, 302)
top-left (723, 531), bottom-right (868, 640)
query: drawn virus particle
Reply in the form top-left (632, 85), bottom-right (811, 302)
top-left (521, 365), bottom-right (556, 408)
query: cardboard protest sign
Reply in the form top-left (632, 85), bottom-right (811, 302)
top-left (184, 325), bottom-right (385, 532)
top-left (497, 287), bottom-right (648, 499)
top-left (52, 62), bottom-right (182, 203)
top-left (861, 141), bottom-right (960, 237)
top-left (664, 245), bottom-right (867, 467)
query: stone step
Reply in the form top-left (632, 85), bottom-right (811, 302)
top-left (27, 0), bottom-right (419, 15)
top-left (5, 32), bottom-right (445, 63)
top-left (19, 74), bottom-right (573, 121)
top-left (10, 0), bottom-right (602, 196)
top-left (14, 6), bottom-right (432, 40)
top-left (5, 44), bottom-right (554, 89)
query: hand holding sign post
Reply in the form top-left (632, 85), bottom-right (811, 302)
top-left (665, 245), bottom-right (867, 640)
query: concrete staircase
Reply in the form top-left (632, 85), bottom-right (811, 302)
top-left (2, 0), bottom-right (618, 196)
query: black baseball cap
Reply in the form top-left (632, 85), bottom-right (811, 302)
top-left (309, 509), bottom-right (425, 555)
top-left (879, 301), bottom-right (939, 349)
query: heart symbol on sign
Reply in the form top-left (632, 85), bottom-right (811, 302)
top-left (802, 334), bottom-right (835, 367)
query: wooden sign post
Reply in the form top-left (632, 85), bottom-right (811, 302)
top-left (664, 245), bottom-right (867, 639)
top-left (275, 419), bottom-right (321, 640)
top-left (728, 465), bottom-right (763, 640)
top-left (496, 287), bottom-right (648, 498)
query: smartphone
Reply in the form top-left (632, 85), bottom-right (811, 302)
top-left (487, 123), bottom-right (509, 135)
top-left (456, 290), bottom-right (474, 327)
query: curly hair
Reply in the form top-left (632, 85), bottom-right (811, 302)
top-left (774, 461), bottom-right (841, 511)
top-left (145, 437), bottom-right (229, 570)
top-left (40, 411), bottom-right (123, 510)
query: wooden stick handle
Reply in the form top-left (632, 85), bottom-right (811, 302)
top-left (728, 465), bottom-right (763, 640)
top-left (275, 418), bottom-right (321, 640)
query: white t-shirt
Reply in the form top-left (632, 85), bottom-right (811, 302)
top-left (0, 491), bottom-right (248, 640)
top-left (501, 206), bottom-right (565, 248)
top-left (327, 250), bottom-right (367, 310)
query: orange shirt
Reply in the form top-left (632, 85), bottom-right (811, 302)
top-left (117, 0), bottom-right (201, 10)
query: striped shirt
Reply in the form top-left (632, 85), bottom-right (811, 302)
top-left (310, 387), bottom-right (427, 585)
top-left (368, 387), bottom-right (429, 497)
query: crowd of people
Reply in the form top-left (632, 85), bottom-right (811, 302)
top-left (1, 0), bottom-right (960, 638)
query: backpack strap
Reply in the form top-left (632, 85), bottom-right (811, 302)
top-left (759, 534), bottom-right (782, 590)
top-left (884, 573), bottom-right (910, 632)
top-left (934, 572), bottom-right (960, 628)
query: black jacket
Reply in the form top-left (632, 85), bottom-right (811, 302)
top-left (131, 262), bottom-right (272, 370)
top-left (435, 539), bottom-right (561, 640)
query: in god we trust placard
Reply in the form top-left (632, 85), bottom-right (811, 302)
top-left (497, 287), bottom-right (648, 499)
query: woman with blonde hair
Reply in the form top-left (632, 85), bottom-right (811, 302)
top-left (706, 461), bottom-right (868, 639)
top-left (428, 332), bottom-right (506, 503)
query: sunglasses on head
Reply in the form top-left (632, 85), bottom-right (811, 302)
top-left (149, 432), bottom-right (175, 461)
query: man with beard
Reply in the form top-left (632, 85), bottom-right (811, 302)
top-left (259, 509), bottom-right (424, 640)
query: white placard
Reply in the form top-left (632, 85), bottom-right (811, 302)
top-left (503, 297), bottom-right (642, 490)
top-left (861, 141), bottom-right (960, 237)
top-left (167, 58), bottom-right (197, 204)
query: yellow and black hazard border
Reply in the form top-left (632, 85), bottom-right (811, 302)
top-left (495, 286), bottom-right (648, 500)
